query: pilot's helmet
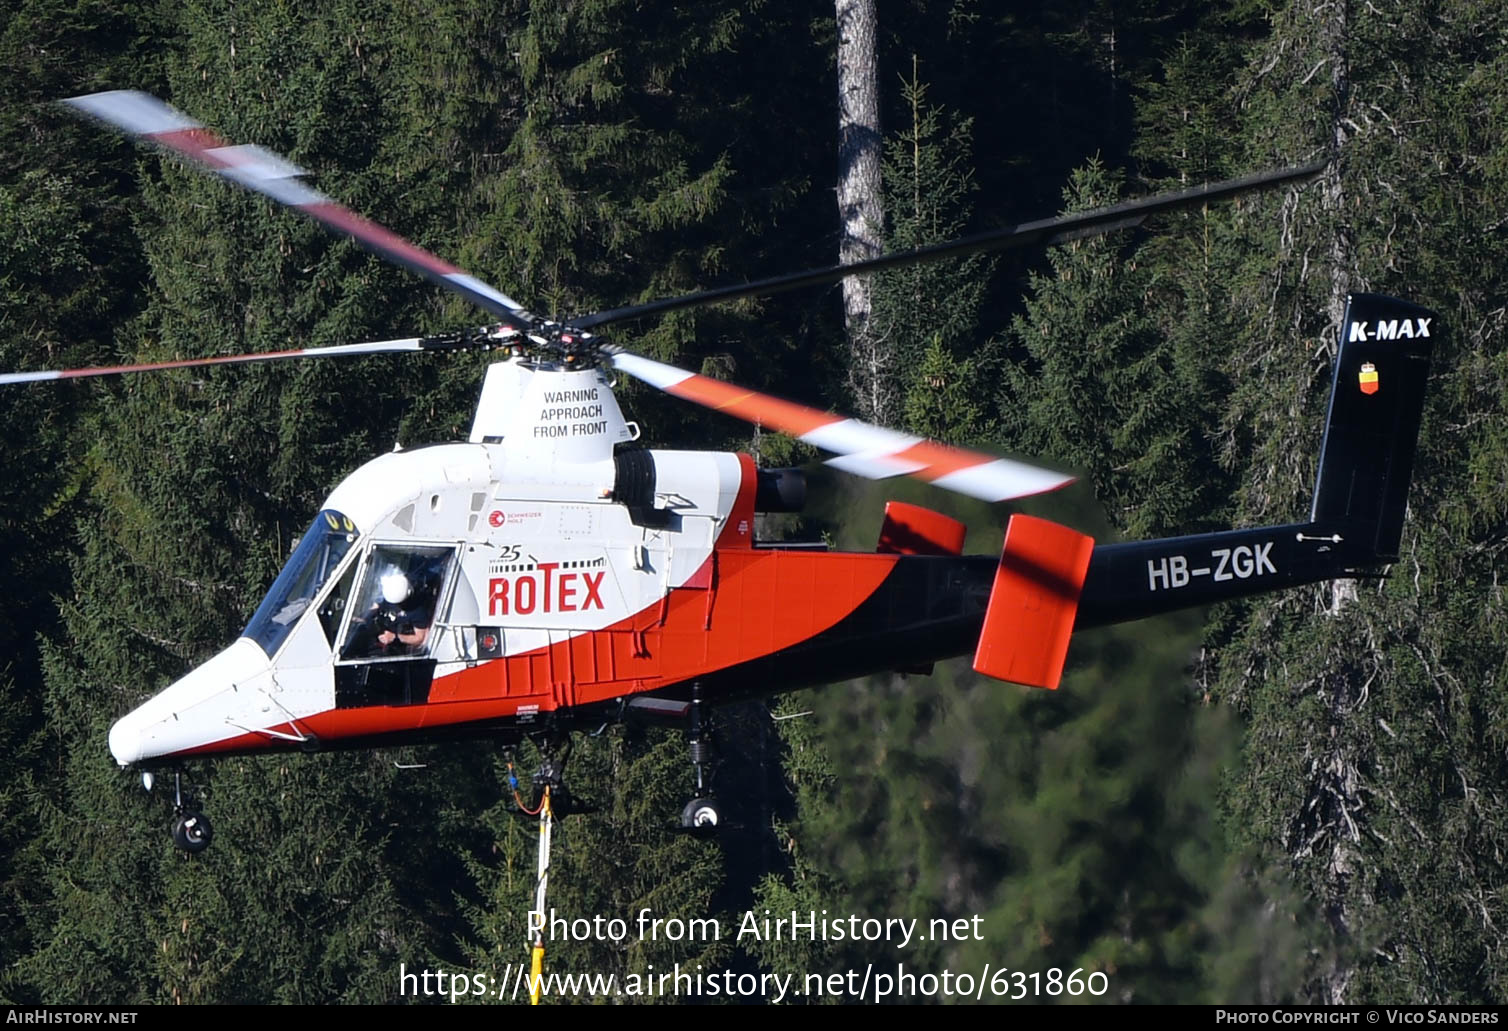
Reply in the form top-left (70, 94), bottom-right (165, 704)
top-left (379, 569), bottom-right (412, 605)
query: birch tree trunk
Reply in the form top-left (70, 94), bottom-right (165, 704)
top-left (835, 0), bottom-right (888, 421)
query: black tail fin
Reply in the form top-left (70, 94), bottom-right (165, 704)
top-left (1075, 294), bottom-right (1435, 630)
top-left (1310, 293), bottom-right (1435, 561)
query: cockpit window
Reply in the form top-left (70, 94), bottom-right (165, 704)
top-left (243, 511), bottom-right (359, 657)
top-left (339, 544), bottom-right (455, 661)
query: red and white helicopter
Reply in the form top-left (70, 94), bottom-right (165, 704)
top-left (8, 92), bottom-right (1435, 851)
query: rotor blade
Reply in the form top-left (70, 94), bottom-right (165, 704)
top-left (63, 91), bottom-right (536, 333)
top-left (610, 351), bottom-right (1072, 502)
top-left (571, 161), bottom-right (1324, 331)
top-left (0, 337), bottom-right (432, 385)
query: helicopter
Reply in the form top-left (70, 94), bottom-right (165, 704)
top-left (5, 91), bottom-right (1435, 852)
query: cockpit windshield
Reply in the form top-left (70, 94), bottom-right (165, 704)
top-left (243, 511), bottom-right (359, 657)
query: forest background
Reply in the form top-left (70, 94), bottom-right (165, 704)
top-left (3, 0), bottom-right (1507, 1006)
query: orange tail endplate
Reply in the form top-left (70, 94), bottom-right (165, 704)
top-left (876, 501), bottom-right (967, 556)
top-left (972, 514), bottom-right (1095, 690)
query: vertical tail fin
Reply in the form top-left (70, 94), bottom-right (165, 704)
top-left (1073, 295), bottom-right (1437, 630)
top-left (1310, 293), bottom-right (1435, 561)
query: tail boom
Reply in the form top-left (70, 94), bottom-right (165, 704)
top-left (1073, 521), bottom-right (1375, 629)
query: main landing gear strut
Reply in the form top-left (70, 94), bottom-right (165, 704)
top-left (513, 694), bottom-right (725, 834)
top-left (680, 685), bottom-right (722, 836)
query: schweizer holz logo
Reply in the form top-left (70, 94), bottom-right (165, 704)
top-left (1359, 362), bottom-right (1379, 395)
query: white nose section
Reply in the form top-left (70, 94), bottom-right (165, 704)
top-left (108, 638), bottom-right (274, 766)
top-left (108, 716), bottom-right (145, 767)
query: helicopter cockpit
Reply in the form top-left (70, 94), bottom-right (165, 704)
top-left (324, 540), bottom-right (461, 709)
top-left (338, 545), bottom-right (454, 661)
top-left (243, 510), bottom-right (359, 658)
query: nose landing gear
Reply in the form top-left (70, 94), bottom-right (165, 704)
top-left (172, 808), bottom-right (213, 853)
top-left (152, 769), bottom-right (213, 854)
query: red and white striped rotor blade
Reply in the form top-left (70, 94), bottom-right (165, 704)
top-left (63, 91), bottom-right (535, 332)
top-left (0, 337), bottom-right (428, 386)
top-left (610, 352), bottom-right (1073, 502)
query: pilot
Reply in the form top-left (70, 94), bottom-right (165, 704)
top-left (366, 568), bottom-right (434, 656)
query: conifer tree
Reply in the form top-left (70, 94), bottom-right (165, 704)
top-left (13, 0), bottom-right (490, 1002)
top-left (1004, 160), bottom-right (1227, 541)
top-left (22, 0), bottom-right (1508, 1006)
top-left (7, 0), bottom-right (832, 1004)
top-left (432, 0), bottom-right (823, 999)
top-left (869, 67), bottom-right (993, 445)
top-left (753, 82), bottom-right (1244, 1003)
top-left (1167, 0), bottom-right (1508, 1002)
top-left (0, 0), bottom-right (174, 995)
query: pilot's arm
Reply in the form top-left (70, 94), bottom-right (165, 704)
top-left (375, 606), bottom-right (430, 653)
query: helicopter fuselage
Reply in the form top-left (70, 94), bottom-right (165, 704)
top-left (105, 360), bottom-right (980, 765)
top-left (104, 434), bottom-right (1372, 768)
top-left (106, 432), bottom-right (981, 765)
top-left (107, 288), bottom-right (1437, 771)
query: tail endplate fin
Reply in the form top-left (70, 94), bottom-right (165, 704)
top-left (973, 515), bottom-right (1094, 689)
top-left (876, 501), bottom-right (967, 556)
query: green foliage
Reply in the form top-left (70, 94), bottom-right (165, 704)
top-left (0, 0), bottom-right (174, 987)
top-left (1005, 159), bottom-right (1231, 540)
top-left (868, 70), bottom-right (994, 439)
top-left (902, 337), bottom-right (991, 445)
top-left (763, 606), bottom-right (1245, 1003)
top-left (6, 0), bottom-right (1508, 1008)
top-left (1191, 0), bottom-right (1508, 1003)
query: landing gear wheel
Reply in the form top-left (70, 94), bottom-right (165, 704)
top-left (172, 810), bottom-right (213, 853)
top-left (680, 797), bottom-right (722, 836)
